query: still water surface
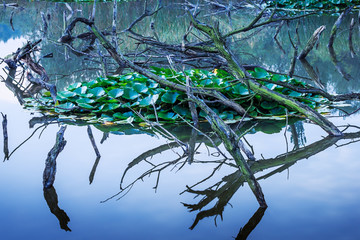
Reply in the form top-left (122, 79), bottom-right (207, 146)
top-left (0, 1), bottom-right (360, 239)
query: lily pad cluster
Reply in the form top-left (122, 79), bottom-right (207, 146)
top-left (24, 67), bottom-right (328, 124)
top-left (267, 0), bottom-right (359, 11)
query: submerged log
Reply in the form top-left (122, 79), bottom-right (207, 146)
top-left (43, 126), bottom-right (67, 189)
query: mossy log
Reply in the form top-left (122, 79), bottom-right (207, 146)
top-left (188, 13), bottom-right (343, 137)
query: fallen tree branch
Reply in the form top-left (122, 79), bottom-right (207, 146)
top-left (188, 12), bottom-right (342, 137)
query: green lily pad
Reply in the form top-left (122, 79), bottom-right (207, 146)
top-left (232, 84), bottom-right (249, 95)
top-left (123, 87), bottom-right (141, 100)
top-left (75, 97), bottom-right (94, 105)
top-left (113, 111), bottom-right (134, 120)
top-left (55, 102), bottom-right (76, 113)
top-left (133, 82), bottom-right (149, 93)
top-left (158, 111), bottom-right (177, 120)
top-left (251, 67), bottom-right (269, 79)
top-left (57, 91), bottom-right (76, 98)
top-left (78, 103), bottom-right (95, 109)
top-left (89, 87), bottom-right (106, 97)
top-left (68, 82), bottom-right (82, 91)
top-left (108, 88), bottom-right (124, 98)
top-left (161, 91), bottom-right (179, 104)
top-left (261, 101), bottom-right (278, 109)
top-left (73, 86), bottom-right (87, 95)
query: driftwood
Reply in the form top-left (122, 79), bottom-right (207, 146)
top-left (1, 113), bottom-right (9, 161)
top-left (43, 126), bottom-right (67, 189)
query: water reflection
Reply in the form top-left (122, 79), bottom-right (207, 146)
top-left (43, 186), bottom-right (71, 232)
top-left (1, 82), bottom-right (360, 238)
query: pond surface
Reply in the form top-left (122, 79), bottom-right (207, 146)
top-left (1, 1), bottom-right (360, 239)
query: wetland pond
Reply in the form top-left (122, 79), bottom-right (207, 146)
top-left (1, 1), bottom-right (360, 239)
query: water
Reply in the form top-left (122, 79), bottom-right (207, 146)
top-left (0, 1), bottom-right (360, 239)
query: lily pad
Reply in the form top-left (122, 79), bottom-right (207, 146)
top-left (108, 88), bottom-right (124, 98)
top-left (261, 101), bottom-right (278, 109)
top-left (161, 91), bottom-right (179, 104)
top-left (89, 87), bottom-right (106, 97)
top-left (123, 87), bottom-right (141, 100)
top-left (133, 82), bottom-right (149, 93)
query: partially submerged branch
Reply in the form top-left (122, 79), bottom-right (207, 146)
top-left (43, 126), bottom-right (67, 189)
top-left (189, 95), bottom-right (267, 208)
top-left (1, 113), bottom-right (9, 161)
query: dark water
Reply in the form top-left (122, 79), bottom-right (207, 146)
top-left (0, 1), bottom-right (360, 239)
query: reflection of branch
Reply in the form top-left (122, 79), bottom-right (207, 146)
top-left (123, 0), bottom-right (162, 34)
top-left (235, 207), bottom-right (266, 240)
top-left (89, 156), bottom-right (100, 184)
top-left (183, 130), bottom-right (360, 231)
top-left (43, 126), bottom-right (67, 189)
top-left (43, 186), bottom-right (71, 231)
top-left (299, 59), bottom-right (324, 89)
top-left (328, 7), bottom-right (352, 48)
top-left (7, 124), bottom-right (47, 159)
top-left (184, 171), bottom-right (245, 229)
top-left (120, 142), bottom-right (180, 188)
top-left (103, 154), bottom-right (186, 202)
top-left (87, 126), bottom-right (101, 158)
top-left (253, 131), bottom-right (360, 175)
top-left (328, 45), bottom-right (353, 81)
